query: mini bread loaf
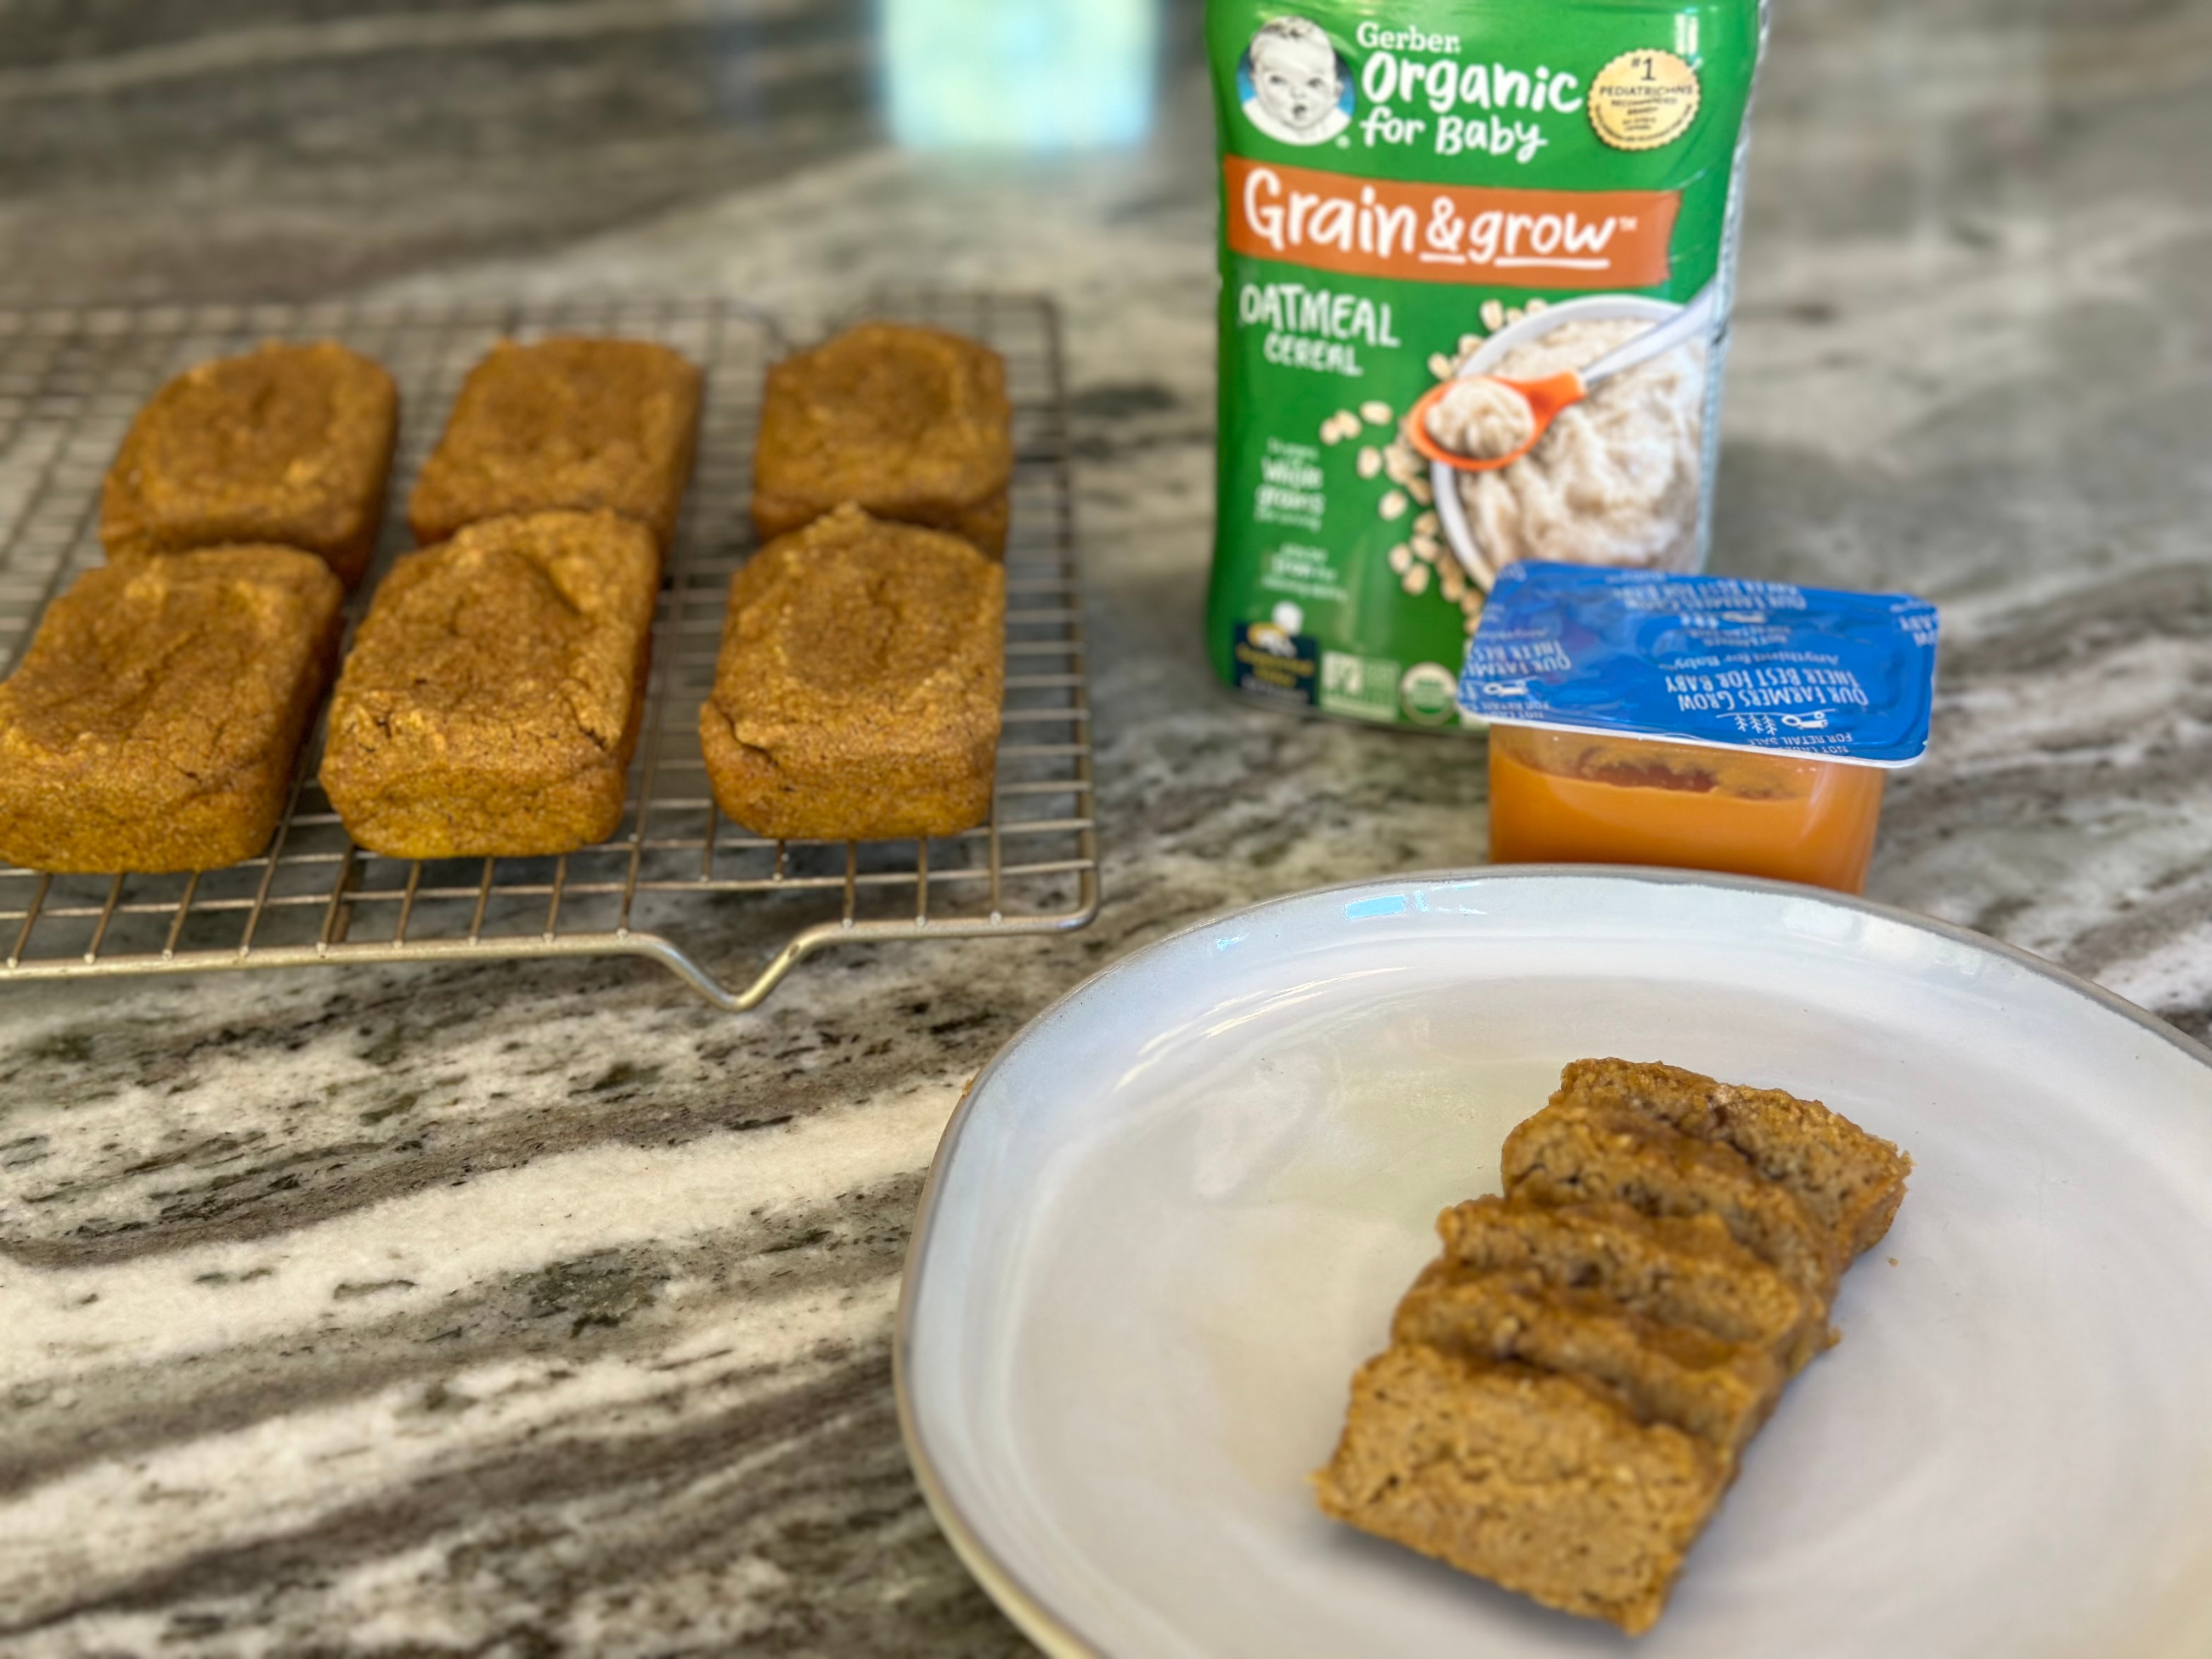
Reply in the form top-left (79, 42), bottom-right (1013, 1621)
top-left (1317, 1060), bottom-right (1911, 1634)
top-left (0, 547), bottom-right (345, 872)
top-left (407, 337), bottom-right (703, 552)
top-left (699, 504), bottom-right (1004, 840)
top-left (99, 341), bottom-right (398, 588)
top-left (320, 510), bottom-right (659, 859)
top-left (751, 322), bottom-right (1013, 557)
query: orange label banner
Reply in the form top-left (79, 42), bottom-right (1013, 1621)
top-left (1224, 156), bottom-right (1679, 291)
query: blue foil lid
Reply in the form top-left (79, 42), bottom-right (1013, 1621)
top-left (1459, 563), bottom-right (1940, 766)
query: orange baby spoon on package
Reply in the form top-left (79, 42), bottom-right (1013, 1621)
top-left (1408, 284), bottom-right (1720, 473)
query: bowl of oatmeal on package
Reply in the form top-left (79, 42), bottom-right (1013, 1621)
top-left (1429, 294), bottom-right (1707, 587)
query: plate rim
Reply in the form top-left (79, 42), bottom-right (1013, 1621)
top-left (893, 864), bottom-right (2212, 1658)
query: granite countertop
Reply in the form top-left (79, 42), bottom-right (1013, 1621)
top-left (6, 1), bottom-right (2212, 1652)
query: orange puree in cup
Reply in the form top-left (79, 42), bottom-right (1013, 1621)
top-left (1488, 725), bottom-right (1888, 894)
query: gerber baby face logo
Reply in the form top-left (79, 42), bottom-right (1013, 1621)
top-left (1238, 16), bottom-right (1355, 145)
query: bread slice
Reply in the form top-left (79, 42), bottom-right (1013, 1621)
top-left (1313, 1345), bottom-right (1726, 1635)
top-left (1557, 1059), bottom-right (1912, 1260)
top-left (1392, 1263), bottom-right (1786, 1457)
top-left (1502, 1098), bottom-right (1843, 1312)
top-left (1435, 1195), bottom-right (1825, 1374)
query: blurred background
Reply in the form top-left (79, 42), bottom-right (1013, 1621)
top-left (0, 0), bottom-right (1189, 304)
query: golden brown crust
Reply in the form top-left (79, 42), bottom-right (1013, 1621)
top-left (0, 547), bottom-right (344, 872)
top-left (1313, 1346), bottom-right (1725, 1635)
top-left (406, 338), bottom-right (702, 552)
top-left (319, 510), bottom-right (659, 859)
top-left (1556, 1058), bottom-right (1914, 1260)
top-left (99, 341), bottom-right (398, 588)
top-left (750, 322), bottom-right (1013, 557)
top-left (699, 504), bottom-right (1003, 841)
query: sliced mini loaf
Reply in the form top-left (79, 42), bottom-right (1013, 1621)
top-left (1316, 1062), bottom-right (1911, 1635)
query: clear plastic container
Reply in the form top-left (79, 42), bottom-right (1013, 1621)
top-left (1488, 724), bottom-right (1890, 894)
top-left (1462, 563), bottom-right (1937, 894)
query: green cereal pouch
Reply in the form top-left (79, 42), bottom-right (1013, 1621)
top-left (1204, 0), bottom-right (1768, 729)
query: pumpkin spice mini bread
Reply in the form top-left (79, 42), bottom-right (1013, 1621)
top-left (0, 547), bottom-right (344, 872)
top-left (751, 322), bottom-right (1014, 557)
top-left (407, 337), bottom-right (703, 552)
top-left (320, 510), bottom-right (659, 860)
top-left (699, 504), bottom-right (1004, 841)
top-left (1317, 1061), bottom-right (1911, 1634)
top-left (99, 341), bottom-right (398, 588)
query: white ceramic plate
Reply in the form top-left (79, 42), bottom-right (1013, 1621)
top-left (896, 870), bottom-right (2212, 1658)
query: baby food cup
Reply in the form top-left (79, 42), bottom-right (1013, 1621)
top-left (1459, 563), bottom-right (1939, 896)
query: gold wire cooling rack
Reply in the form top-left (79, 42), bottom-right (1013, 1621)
top-left (0, 292), bottom-right (1099, 1010)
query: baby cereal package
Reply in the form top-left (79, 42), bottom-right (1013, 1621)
top-left (1205, 0), bottom-right (1768, 728)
